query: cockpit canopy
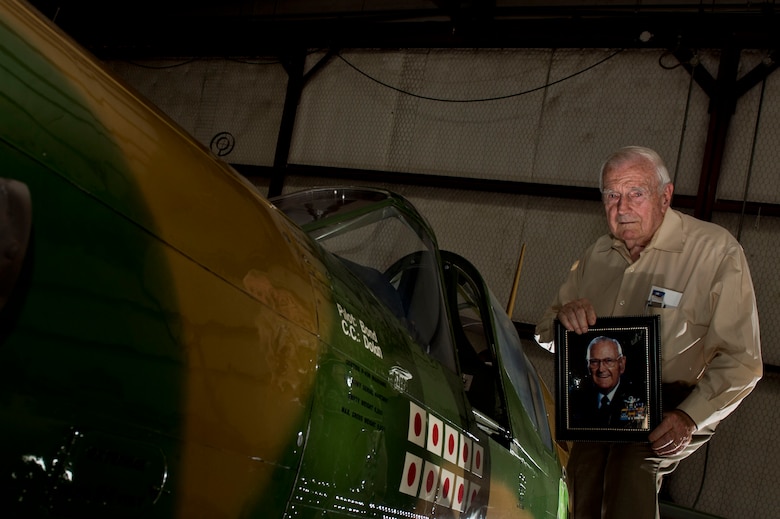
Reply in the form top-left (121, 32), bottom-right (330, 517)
top-left (272, 187), bottom-right (457, 372)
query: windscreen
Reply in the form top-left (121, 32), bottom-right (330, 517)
top-left (490, 291), bottom-right (554, 451)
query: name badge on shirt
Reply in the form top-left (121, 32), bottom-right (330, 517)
top-left (647, 286), bottom-right (682, 308)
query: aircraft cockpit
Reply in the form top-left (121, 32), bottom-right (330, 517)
top-left (441, 250), bottom-right (555, 452)
top-left (271, 187), bottom-right (457, 373)
top-left (273, 187), bottom-right (555, 454)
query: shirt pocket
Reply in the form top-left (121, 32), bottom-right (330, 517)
top-left (648, 306), bottom-right (707, 384)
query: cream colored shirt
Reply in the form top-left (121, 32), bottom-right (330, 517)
top-left (536, 209), bottom-right (762, 431)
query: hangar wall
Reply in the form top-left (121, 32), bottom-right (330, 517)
top-left (107, 47), bottom-right (778, 518)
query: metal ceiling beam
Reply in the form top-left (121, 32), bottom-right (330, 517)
top-left (29, 1), bottom-right (780, 59)
top-left (674, 47), bottom-right (780, 222)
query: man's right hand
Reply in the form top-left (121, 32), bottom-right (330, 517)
top-left (557, 298), bottom-right (597, 334)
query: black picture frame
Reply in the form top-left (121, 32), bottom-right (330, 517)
top-left (555, 315), bottom-right (662, 442)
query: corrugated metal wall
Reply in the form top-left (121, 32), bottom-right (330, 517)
top-left (108, 47), bottom-right (778, 518)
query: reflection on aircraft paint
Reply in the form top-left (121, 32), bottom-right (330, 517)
top-left (0, 1), bottom-right (567, 517)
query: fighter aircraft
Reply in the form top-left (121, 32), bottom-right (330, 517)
top-left (0, 1), bottom-right (567, 517)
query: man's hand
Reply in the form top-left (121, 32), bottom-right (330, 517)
top-left (557, 298), bottom-right (597, 334)
top-left (649, 410), bottom-right (697, 456)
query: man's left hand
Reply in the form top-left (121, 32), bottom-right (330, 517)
top-left (649, 410), bottom-right (697, 456)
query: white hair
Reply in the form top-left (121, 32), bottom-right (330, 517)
top-left (599, 146), bottom-right (671, 194)
top-left (586, 336), bottom-right (623, 361)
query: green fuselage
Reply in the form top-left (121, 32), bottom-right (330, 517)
top-left (0, 2), bottom-right (566, 517)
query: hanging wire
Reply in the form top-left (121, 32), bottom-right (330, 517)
top-left (126, 58), bottom-right (202, 69)
top-left (737, 73), bottom-right (766, 241)
top-left (122, 48), bottom-right (624, 100)
top-left (124, 48), bottom-right (334, 69)
top-left (336, 48), bottom-right (625, 103)
top-left (126, 56), bottom-right (285, 69)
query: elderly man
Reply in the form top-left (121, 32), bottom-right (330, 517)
top-left (570, 336), bottom-right (646, 429)
top-left (535, 146), bottom-right (762, 518)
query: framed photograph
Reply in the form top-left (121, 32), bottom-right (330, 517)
top-left (555, 315), bottom-right (662, 442)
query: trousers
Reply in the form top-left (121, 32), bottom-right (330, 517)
top-left (567, 432), bottom-right (713, 519)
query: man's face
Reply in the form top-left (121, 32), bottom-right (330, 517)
top-left (588, 340), bottom-right (625, 392)
top-left (602, 159), bottom-right (673, 251)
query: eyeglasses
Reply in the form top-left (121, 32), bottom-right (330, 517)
top-left (588, 356), bottom-right (622, 368)
top-left (602, 188), bottom-right (650, 206)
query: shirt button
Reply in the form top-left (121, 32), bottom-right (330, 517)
top-left (629, 267), bottom-right (635, 273)
top-left (619, 300), bottom-right (625, 306)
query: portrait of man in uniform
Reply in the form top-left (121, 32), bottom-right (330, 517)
top-left (556, 316), bottom-right (661, 442)
top-left (569, 336), bottom-right (647, 429)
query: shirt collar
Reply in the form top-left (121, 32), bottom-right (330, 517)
top-left (600, 380), bottom-right (621, 404)
top-left (595, 208), bottom-right (685, 255)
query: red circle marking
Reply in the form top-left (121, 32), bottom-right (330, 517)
top-left (414, 413), bottom-right (422, 437)
top-left (426, 470), bottom-right (435, 492)
top-left (462, 442), bottom-right (469, 463)
top-left (475, 449), bottom-right (481, 469)
top-left (407, 462), bottom-right (417, 488)
top-left (432, 423), bottom-right (440, 445)
top-left (457, 483), bottom-right (465, 503)
top-left (448, 434), bottom-right (455, 455)
top-left (443, 478), bottom-right (450, 498)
